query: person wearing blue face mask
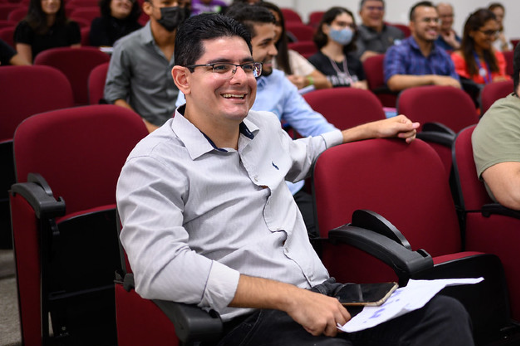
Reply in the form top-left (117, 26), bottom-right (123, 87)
top-left (104, 0), bottom-right (190, 132)
top-left (308, 7), bottom-right (368, 89)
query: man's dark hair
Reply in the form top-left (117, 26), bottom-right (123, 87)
top-left (175, 13), bottom-right (252, 68)
top-left (513, 41), bottom-right (520, 93)
top-left (359, 0), bottom-right (385, 12)
top-left (409, 1), bottom-right (435, 21)
top-left (225, 3), bottom-right (275, 38)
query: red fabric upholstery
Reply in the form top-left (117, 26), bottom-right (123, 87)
top-left (33, 47), bottom-right (110, 105)
top-left (69, 6), bottom-right (100, 25)
top-left (396, 85), bottom-right (479, 133)
top-left (307, 11), bottom-right (324, 28)
top-left (502, 50), bottom-right (514, 77)
top-left (80, 26), bottom-right (90, 46)
top-left (480, 80), bottom-right (514, 115)
top-left (0, 26), bottom-right (15, 49)
top-left (0, 3), bottom-right (19, 19)
top-left (115, 284), bottom-right (179, 346)
top-left (453, 126), bottom-right (520, 321)
top-left (88, 61), bottom-right (109, 104)
top-left (388, 22), bottom-right (411, 37)
top-left (14, 105), bottom-right (147, 212)
top-left (303, 88), bottom-right (385, 130)
top-left (0, 20), bottom-right (16, 29)
top-left (0, 65), bottom-right (74, 142)
top-left (287, 40), bottom-right (317, 59)
top-left (6, 6), bottom-right (25, 22)
top-left (280, 7), bottom-right (302, 23)
top-left (285, 22), bottom-right (314, 42)
top-left (10, 105), bottom-right (148, 345)
top-left (362, 54), bottom-right (397, 108)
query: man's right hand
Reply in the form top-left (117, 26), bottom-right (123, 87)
top-left (229, 275), bottom-right (351, 337)
top-left (284, 286), bottom-right (351, 337)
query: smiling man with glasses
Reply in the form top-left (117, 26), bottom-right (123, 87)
top-left (116, 12), bottom-right (476, 346)
top-left (384, 0), bottom-right (460, 92)
top-left (355, 0), bottom-right (405, 62)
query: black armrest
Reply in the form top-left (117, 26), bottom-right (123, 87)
top-left (482, 203), bottom-right (520, 219)
top-left (329, 210), bottom-right (433, 284)
top-left (120, 273), bottom-right (223, 343)
top-left (417, 122), bottom-right (456, 147)
top-left (10, 174), bottom-right (65, 219)
top-left (153, 300), bottom-right (223, 344)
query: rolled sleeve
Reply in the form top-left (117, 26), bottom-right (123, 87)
top-left (200, 261), bottom-right (240, 311)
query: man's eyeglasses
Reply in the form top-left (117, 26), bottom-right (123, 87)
top-left (418, 17), bottom-right (439, 24)
top-left (185, 62), bottom-right (263, 78)
top-left (365, 6), bottom-right (384, 11)
top-left (479, 29), bottom-right (499, 37)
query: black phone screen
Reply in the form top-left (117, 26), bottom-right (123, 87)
top-left (334, 282), bottom-right (398, 306)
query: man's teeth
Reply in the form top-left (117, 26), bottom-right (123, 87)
top-left (222, 94), bottom-right (245, 99)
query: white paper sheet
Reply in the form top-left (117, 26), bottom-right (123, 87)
top-left (338, 277), bottom-right (484, 333)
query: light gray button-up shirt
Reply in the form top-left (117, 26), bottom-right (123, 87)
top-left (116, 108), bottom-right (343, 321)
top-left (104, 22), bottom-right (178, 126)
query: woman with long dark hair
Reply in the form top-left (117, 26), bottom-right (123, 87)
top-left (309, 6), bottom-right (367, 89)
top-left (259, 1), bottom-right (330, 90)
top-left (14, 0), bottom-right (81, 63)
top-left (89, 0), bottom-right (142, 47)
top-left (450, 8), bottom-right (510, 85)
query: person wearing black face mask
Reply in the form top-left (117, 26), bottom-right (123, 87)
top-left (104, 0), bottom-right (190, 132)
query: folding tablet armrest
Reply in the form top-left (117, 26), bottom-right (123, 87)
top-left (328, 210), bottom-right (433, 285)
top-left (10, 173), bottom-right (65, 219)
top-left (417, 122), bottom-right (456, 147)
top-left (482, 203), bottom-right (520, 220)
top-left (118, 272), bottom-right (223, 344)
top-left (153, 300), bottom-right (223, 344)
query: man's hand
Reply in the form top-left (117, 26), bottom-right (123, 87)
top-left (287, 75), bottom-right (308, 90)
top-left (441, 30), bottom-right (460, 49)
top-left (341, 115), bottom-right (420, 144)
top-left (229, 275), bottom-right (350, 337)
top-left (431, 75), bottom-right (462, 89)
top-left (284, 287), bottom-right (351, 337)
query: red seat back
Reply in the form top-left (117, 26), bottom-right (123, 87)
top-left (0, 26), bottom-right (15, 47)
top-left (88, 61), bottom-right (109, 104)
top-left (287, 40), bottom-right (317, 59)
top-left (0, 65), bottom-right (74, 142)
top-left (33, 47), bottom-right (110, 105)
top-left (303, 88), bottom-right (385, 130)
top-left (280, 7), bottom-right (302, 23)
top-left (285, 22), bottom-right (314, 42)
top-left (363, 54), bottom-right (398, 108)
top-left (396, 85), bottom-right (479, 133)
top-left (480, 80), bottom-right (514, 115)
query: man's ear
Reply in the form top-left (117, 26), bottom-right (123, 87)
top-left (172, 66), bottom-right (191, 95)
top-left (143, 1), bottom-right (153, 16)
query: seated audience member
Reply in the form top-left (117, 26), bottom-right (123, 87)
top-left (309, 6), bottom-right (367, 89)
top-left (259, 1), bottom-right (331, 90)
top-left (117, 12), bottom-right (475, 346)
top-left (384, 1), bottom-right (460, 92)
top-left (355, 0), bottom-right (404, 62)
top-left (14, 0), bottom-right (81, 63)
top-left (435, 2), bottom-right (460, 51)
top-left (89, 0), bottom-right (142, 47)
top-left (488, 2), bottom-right (512, 52)
top-left (451, 9), bottom-right (510, 86)
top-left (104, 0), bottom-right (190, 132)
top-left (0, 39), bottom-right (31, 65)
top-left (472, 43), bottom-right (520, 210)
top-left (190, 0), bottom-right (227, 15)
top-left (175, 3), bottom-right (417, 237)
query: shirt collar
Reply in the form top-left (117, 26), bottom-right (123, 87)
top-left (408, 36), bottom-right (441, 56)
top-left (171, 106), bottom-right (257, 160)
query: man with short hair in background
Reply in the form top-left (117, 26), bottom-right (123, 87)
top-left (355, 0), bottom-right (405, 62)
top-left (384, 1), bottom-right (460, 92)
top-left (435, 2), bottom-right (461, 51)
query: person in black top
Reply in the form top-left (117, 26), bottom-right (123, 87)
top-left (0, 39), bottom-right (30, 66)
top-left (14, 0), bottom-right (81, 63)
top-left (309, 6), bottom-right (367, 89)
top-left (89, 0), bottom-right (142, 47)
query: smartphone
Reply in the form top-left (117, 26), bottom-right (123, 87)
top-left (334, 282), bottom-right (398, 306)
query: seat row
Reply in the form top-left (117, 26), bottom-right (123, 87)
top-left (7, 103), bottom-right (520, 346)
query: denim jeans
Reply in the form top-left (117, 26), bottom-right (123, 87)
top-left (213, 278), bottom-right (474, 346)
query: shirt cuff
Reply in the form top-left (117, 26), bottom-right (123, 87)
top-left (320, 130), bottom-right (343, 149)
top-left (199, 260), bottom-right (240, 312)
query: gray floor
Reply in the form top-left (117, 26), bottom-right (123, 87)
top-left (0, 249), bottom-right (22, 346)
